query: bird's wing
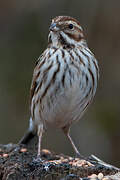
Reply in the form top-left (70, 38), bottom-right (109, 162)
top-left (29, 55), bottom-right (43, 106)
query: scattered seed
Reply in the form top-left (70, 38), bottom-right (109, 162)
top-left (103, 178), bottom-right (109, 180)
top-left (42, 149), bottom-right (51, 154)
top-left (98, 173), bottom-right (104, 179)
top-left (75, 158), bottom-right (79, 161)
top-left (89, 174), bottom-right (97, 178)
top-left (87, 161), bottom-right (94, 166)
top-left (68, 157), bottom-right (73, 160)
top-left (20, 148), bottom-right (27, 153)
top-left (3, 153), bottom-right (9, 158)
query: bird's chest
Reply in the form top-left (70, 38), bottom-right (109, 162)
top-left (31, 48), bottom-right (97, 128)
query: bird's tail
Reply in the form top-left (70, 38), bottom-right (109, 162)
top-left (19, 117), bottom-right (36, 145)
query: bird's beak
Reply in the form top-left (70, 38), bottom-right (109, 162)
top-left (49, 23), bottom-right (58, 32)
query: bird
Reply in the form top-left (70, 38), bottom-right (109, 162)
top-left (19, 16), bottom-right (99, 158)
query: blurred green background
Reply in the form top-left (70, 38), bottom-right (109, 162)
top-left (0, 0), bottom-right (120, 166)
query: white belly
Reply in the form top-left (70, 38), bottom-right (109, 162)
top-left (33, 81), bottom-right (93, 129)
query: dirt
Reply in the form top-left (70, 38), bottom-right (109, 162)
top-left (0, 143), bottom-right (119, 180)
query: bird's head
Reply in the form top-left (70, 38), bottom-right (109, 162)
top-left (48, 16), bottom-right (85, 48)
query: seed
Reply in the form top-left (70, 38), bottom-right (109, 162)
top-left (3, 153), bottom-right (9, 158)
top-left (20, 148), bottom-right (27, 153)
top-left (98, 173), bottom-right (104, 179)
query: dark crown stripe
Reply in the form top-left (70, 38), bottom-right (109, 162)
top-left (54, 16), bottom-right (80, 26)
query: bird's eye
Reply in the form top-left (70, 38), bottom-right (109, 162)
top-left (68, 24), bottom-right (73, 29)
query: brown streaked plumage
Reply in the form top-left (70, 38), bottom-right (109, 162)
top-left (53, 16), bottom-right (81, 26)
top-left (19, 16), bottom-right (99, 159)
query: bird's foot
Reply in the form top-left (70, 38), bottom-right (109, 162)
top-left (75, 152), bottom-right (99, 164)
top-left (32, 155), bottom-right (44, 165)
top-left (28, 155), bottom-right (44, 170)
top-left (87, 154), bottom-right (120, 171)
top-left (87, 154), bottom-right (99, 162)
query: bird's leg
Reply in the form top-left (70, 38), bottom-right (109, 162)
top-left (31, 123), bottom-right (44, 164)
top-left (37, 123), bottom-right (44, 158)
top-left (62, 125), bottom-right (84, 159)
